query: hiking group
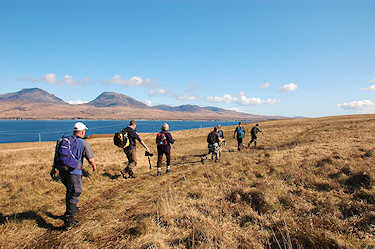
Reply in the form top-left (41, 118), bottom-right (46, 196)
top-left (50, 120), bottom-right (260, 229)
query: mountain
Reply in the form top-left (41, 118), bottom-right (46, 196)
top-left (153, 104), bottom-right (204, 113)
top-left (0, 88), bottom-right (65, 103)
top-left (0, 88), bottom-right (290, 121)
top-left (87, 92), bottom-right (149, 108)
top-left (154, 104), bottom-right (245, 114)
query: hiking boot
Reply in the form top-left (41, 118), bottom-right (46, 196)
top-left (64, 220), bottom-right (79, 230)
top-left (201, 158), bottom-right (205, 164)
top-left (120, 170), bottom-right (128, 179)
top-left (166, 169), bottom-right (171, 174)
top-left (157, 171), bottom-right (161, 176)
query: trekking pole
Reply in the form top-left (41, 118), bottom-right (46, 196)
top-left (148, 156), bottom-right (152, 170)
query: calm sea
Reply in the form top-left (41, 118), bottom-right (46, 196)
top-left (0, 120), bottom-right (241, 144)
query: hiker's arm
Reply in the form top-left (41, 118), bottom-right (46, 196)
top-left (88, 158), bottom-right (96, 171)
top-left (140, 140), bottom-right (150, 153)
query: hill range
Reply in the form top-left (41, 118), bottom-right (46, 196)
top-left (0, 88), bottom-right (289, 121)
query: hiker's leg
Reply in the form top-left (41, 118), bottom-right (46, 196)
top-left (127, 149), bottom-right (137, 177)
top-left (157, 148), bottom-right (163, 175)
top-left (237, 138), bottom-right (243, 151)
top-left (64, 174), bottom-right (82, 225)
top-left (166, 151), bottom-right (171, 173)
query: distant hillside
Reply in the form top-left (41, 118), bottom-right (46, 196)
top-left (0, 88), bottom-right (289, 121)
top-left (154, 104), bottom-right (241, 114)
top-left (0, 88), bottom-right (65, 103)
top-left (88, 92), bottom-right (149, 108)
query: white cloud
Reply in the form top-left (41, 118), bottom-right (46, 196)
top-left (107, 75), bottom-right (155, 87)
top-left (369, 78), bottom-right (375, 83)
top-left (42, 73), bottom-right (57, 84)
top-left (187, 83), bottom-right (202, 92)
top-left (148, 88), bottom-right (169, 96)
top-left (206, 93), bottom-right (280, 106)
top-left (260, 82), bottom-right (271, 88)
top-left (144, 100), bottom-right (153, 106)
top-left (240, 96), bottom-right (281, 105)
top-left (338, 100), bottom-right (375, 113)
top-left (360, 84), bottom-right (375, 91)
top-left (279, 83), bottom-right (298, 92)
top-left (206, 94), bottom-right (238, 103)
top-left (63, 75), bottom-right (77, 85)
top-left (68, 100), bottom-right (89, 105)
top-left (82, 76), bottom-right (91, 82)
top-left (177, 95), bottom-right (198, 101)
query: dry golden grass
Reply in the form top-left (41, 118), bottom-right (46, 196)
top-left (0, 115), bottom-right (374, 248)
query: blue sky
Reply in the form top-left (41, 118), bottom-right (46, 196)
top-left (0, 0), bottom-right (374, 117)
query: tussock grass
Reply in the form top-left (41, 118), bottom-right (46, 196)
top-left (0, 115), bottom-right (374, 248)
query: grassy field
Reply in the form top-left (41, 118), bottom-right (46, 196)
top-left (0, 115), bottom-right (374, 248)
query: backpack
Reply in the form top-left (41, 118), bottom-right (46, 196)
top-left (156, 132), bottom-right (168, 146)
top-left (251, 127), bottom-right (257, 136)
top-left (53, 135), bottom-right (83, 172)
top-left (113, 128), bottom-right (130, 148)
top-left (207, 131), bottom-right (217, 144)
top-left (236, 127), bottom-right (244, 138)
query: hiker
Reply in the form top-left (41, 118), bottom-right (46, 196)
top-left (156, 123), bottom-right (175, 176)
top-left (50, 122), bottom-right (96, 230)
top-left (120, 120), bottom-right (150, 179)
top-left (217, 124), bottom-right (225, 157)
top-left (202, 126), bottom-right (224, 163)
top-left (233, 121), bottom-right (246, 151)
top-left (248, 124), bottom-right (262, 148)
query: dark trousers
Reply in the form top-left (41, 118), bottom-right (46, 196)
top-left (124, 148), bottom-right (137, 174)
top-left (237, 137), bottom-right (243, 150)
top-left (60, 172), bottom-right (82, 222)
top-left (248, 136), bottom-right (257, 147)
top-left (157, 148), bottom-right (171, 168)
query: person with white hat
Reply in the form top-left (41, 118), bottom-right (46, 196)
top-left (50, 122), bottom-right (96, 230)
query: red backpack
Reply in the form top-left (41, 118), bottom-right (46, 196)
top-left (156, 132), bottom-right (168, 146)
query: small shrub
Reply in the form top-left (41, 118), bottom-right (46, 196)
top-left (316, 157), bottom-right (333, 167)
top-left (345, 171), bottom-right (373, 191)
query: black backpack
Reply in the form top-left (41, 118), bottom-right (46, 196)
top-left (114, 128), bottom-right (130, 148)
top-left (207, 131), bottom-right (217, 144)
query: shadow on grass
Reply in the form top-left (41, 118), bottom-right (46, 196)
top-left (0, 211), bottom-right (65, 231)
top-left (102, 172), bottom-right (121, 180)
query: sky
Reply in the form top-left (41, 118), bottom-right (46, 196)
top-left (0, 0), bottom-right (374, 118)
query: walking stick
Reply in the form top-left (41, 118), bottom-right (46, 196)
top-left (148, 155), bottom-right (152, 170)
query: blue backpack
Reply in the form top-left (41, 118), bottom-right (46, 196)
top-left (53, 135), bottom-right (83, 172)
top-left (236, 127), bottom-right (244, 139)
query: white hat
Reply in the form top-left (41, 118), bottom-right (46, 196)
top-left (73, 122), bottom-right (88, 131)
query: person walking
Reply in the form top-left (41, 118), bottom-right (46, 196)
top-left (202, 126), bottom-right (224, 163)
top-left (233, 122), bottom-right (246, 151)
top-left (217, 124), bottom-right (225, 157)
top-left (120, 120), bottom-right (150, 179)
top-left (248, 123), bottom-right (262, 148)
top-left (156, 123), bottom-right (175, 176)
top-left (50, 122), bottom-right (96, 230)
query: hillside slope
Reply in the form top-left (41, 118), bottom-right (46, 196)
top-left (0, 115), bottom-right (374, 248)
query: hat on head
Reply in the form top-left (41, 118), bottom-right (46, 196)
top-left (73, 122), bottom-right (88, 131)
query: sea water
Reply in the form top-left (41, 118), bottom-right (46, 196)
top-left (0, 120), bottom-right (241, 143)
